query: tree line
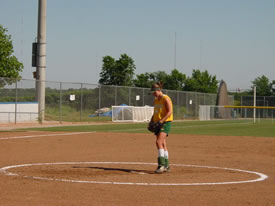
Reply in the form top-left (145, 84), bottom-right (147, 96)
top-left (1, 24), bottom-right (274, 96)
top-left (99, 54), bottom-right (275, 96)
top-left (99, 54), bottom-right (218, 93)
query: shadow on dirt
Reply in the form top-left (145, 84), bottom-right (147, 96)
top-left (72, 166), bottom-right (155, 174)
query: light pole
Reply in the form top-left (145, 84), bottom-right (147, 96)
top-left (36, 0), bottom-right (47, 122)
top-left (174, 32), bottom-right (177, 69)
top-left (253, 86), bottom-right (256, 123)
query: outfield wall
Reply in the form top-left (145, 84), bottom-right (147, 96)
top-left (0, 102), bottom-right (38, 123)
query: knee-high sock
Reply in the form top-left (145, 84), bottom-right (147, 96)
top-left (158, 149), bottom-right (165, 157)
top-left (164, 150), bottom-right (169, 159)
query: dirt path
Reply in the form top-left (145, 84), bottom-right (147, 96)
top-left (0, 131), bottom-right (274, 205)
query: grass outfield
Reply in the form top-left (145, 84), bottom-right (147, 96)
top-left (22, 120), bottom-right (275, 137)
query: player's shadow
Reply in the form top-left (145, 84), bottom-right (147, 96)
top-left (72, 166), bottom-right (154, 174)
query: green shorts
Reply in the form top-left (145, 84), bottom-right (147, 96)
top-left (160, 121), bottom-right (171, 135)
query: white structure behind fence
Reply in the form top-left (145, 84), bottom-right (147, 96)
top-left (0, 102), bottom-right (38, 123)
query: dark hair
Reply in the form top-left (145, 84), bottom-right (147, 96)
top-left (151, 82), bottom-right (163, 91)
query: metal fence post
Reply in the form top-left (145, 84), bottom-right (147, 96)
top-left (99, 85), bottom-right (101, 111)
top-left (115, 86), bottom-right (117, 105)
top-left (129, 87), bottom-right (131, 106)
top-left (241, 96), bottom-right (243, 117)
top-left (59, 82), bottom-right (62, 123)
top-left (195, 93), bottom-right (198, 117)
top-left (186, 92), bottom-right (188, 117)
top-left (80, 83), bottom-right (83, 121)
top-left (177, 91), bottom-right (180, 119)
top-left (15, 79), bottom-right (18, 124)
top-left (142, 88), bottom-right (145, 106)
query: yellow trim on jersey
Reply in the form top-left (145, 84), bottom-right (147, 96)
top-left (153, 94), bottom-right (173, 122)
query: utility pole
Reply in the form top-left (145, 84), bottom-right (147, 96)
top-left (253, 86), bottom-right (256, 123)
top-left (174, 32), bottom-right (177, 69)
top-left (36, 0), bottom-right (47, 122)
top-left (200, 40), bottom-right (202, 69)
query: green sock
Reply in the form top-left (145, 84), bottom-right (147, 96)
top-left (165, 158), bottom-right (169, 168)
top-left (158, 157), bottom-right (166, 166)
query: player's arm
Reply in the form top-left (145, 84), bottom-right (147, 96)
top-left (159, 98), bottom-right (172, 123)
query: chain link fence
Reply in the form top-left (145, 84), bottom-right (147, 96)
top-left (0, 77), bottom-right (234, 123)
top-left (239, 95), bottom-right (275, 118)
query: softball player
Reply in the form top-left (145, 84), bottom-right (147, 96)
top-left (149, 82), bottom-right (173, 173)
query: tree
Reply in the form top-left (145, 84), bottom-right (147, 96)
top-left (133, 71), bottom-right (167, 88)
top-left (98, 54), bottom-right (136, 86)
top-left (0, 25), bottom-right (23, 85)
top-left (183, 69), bottom-right (218, 93)
top-left (134, 69), bottom-right (186, 90)
top-left (251, 75), bottom-right (271, 96)
top-left (164, 69), bottom-right (186, 90)
top-left (133, 73), bottom-right (153, 88)
top-left (149, 71), bottom-right (168, 85)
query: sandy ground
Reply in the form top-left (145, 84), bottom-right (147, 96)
top-left (0, 129), bottom-right (275, 206)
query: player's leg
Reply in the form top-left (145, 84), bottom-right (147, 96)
top-left (162, 135), bottom-right (170, 172)
top-left (155, 132), bottom-right (167, 173)
top-left (161, 122), bottom-right (171, 172)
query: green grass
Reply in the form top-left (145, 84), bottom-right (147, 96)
top-left (22, 119), bottom-right (275, 137)
top-left (171, 120), bottom-right (275, 137)
top-left (45, 105), bottom-right (112, 122)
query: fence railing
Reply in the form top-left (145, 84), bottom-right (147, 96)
top-left (199, 105), bottom-right (275, 122)
top-left (240, 95), bottom-right (275, 107)
top-left (0, 77), bottom-right (234, 123)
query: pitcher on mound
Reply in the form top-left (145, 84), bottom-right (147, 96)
top-left (148, 82), bottom-right (173, 174)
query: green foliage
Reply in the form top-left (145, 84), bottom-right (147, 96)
top-left (0, 88), bottom-right (36, 102)
top-left (0, 25), bottom-right (23, 86)
top-left (99, 54), bottom-right (136, 86)
top-left (151, 71), bottom-right (168, 83)
top-left (134, 69), bottom-right (217, 93)
top-left (234, 99), bottom-right (241, 106)
top-left (134, 71), bottom-right (167, 88)
top-left (173, 106), bottom-right (188, 119)
top-left (134, 69), bottom-right (186, 90)
top-left (98, 54), bottom-right (219, 94)
top-left (45, 104), bottom-right (111, 122)
top-left (183, 69), bottom-right (218, 93)
top-left (44, 87), bottom-right (100, 112)
top-left (164, 69), bottom-right (186, 90)
top-left (133, 73), bottom-right (153, 88)
top-left (251, 75), bottom-right (272, 96)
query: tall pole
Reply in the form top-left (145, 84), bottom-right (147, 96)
top-left (253, 86), bottom-right (256, 123)
top-left (36, 0), bottom-right (47, 122)
top-left (200, 40), bottom-right (202, 69)
top-left (174, 32), bottom-right (177, 69)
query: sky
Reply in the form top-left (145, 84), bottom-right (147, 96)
top-left (1, 0), bottom-right (274, 91)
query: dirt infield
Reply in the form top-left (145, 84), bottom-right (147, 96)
top-left (0, 130), bottom-right (275, 206)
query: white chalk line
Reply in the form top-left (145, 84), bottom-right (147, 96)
top-left (0, 162), bottom-right (268, 186)
top-left (0, 132), bottom-right (96, 140)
